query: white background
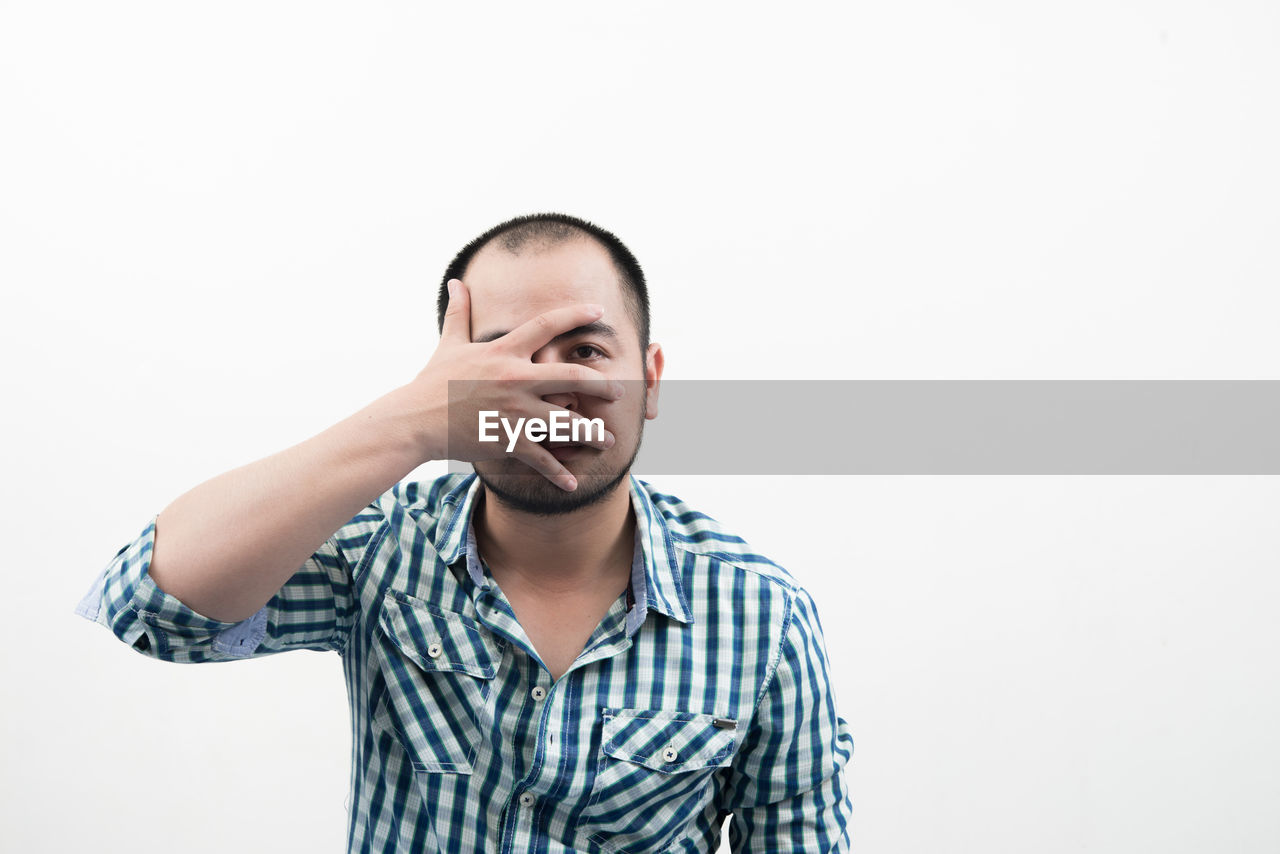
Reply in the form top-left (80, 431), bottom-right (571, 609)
top-left (3, 1), bottom-right (1278, 852)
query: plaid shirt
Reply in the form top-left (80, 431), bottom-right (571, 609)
top-left (76, 473), bottom-right (854, 852)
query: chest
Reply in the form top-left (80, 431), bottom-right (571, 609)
top-left (364, 596), bottom-right (753, 854)
top-left (502, 587), bottom-right (623, 681)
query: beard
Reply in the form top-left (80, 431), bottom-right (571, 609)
top-left (474, 407), bottom-right (645, 517)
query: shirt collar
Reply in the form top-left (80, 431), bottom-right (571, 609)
top-left (431, 473), bottom-right (694, 635)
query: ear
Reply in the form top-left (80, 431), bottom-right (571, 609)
top-left (643, 342), bottom-right (664, 420)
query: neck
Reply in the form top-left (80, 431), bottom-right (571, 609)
top-left (474, 477), bottom-right (636, 596)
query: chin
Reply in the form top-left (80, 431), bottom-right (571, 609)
top-left (474, 449), bottom-right (636, 517)
top-left (475, 466), bottom-right (630, 516)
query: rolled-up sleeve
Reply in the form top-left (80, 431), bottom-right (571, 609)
top-left (74, 505), bottom-right (385, 663)
top-left (723, 586), bottom-right (855, 852)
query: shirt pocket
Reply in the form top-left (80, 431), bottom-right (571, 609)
top-left (371, 589), bottom-right (501, 775)
top-left (582, 707), bottom-right (742, 853)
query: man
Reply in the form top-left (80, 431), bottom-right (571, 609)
top-left (75, 212), bottom-right (855, 852)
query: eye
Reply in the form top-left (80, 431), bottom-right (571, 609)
top-left (571, 344), bottom-right (605, 360)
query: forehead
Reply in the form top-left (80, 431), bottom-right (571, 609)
top-left (464, 238), bottom-right (635, 340)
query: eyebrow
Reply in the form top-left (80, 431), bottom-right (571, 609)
top-left (473, 320), bottom-right (619, 346)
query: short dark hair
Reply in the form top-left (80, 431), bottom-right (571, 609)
top-left (437, 212), bottom-right (650, 351)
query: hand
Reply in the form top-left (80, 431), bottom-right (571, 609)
top-left (399, 278), bottom-right (623, 491)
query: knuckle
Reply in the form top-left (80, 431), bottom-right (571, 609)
top-left (495, 366), bottom-right (526, 385)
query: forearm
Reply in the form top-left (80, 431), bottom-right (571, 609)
top-left (147, 385), bottom-right (426, 622)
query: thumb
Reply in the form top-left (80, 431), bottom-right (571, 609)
top-left (440, 278), bottom-right (472, 344)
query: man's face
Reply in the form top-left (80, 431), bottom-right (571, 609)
top-left (462, 237), bottom-right (661, 515)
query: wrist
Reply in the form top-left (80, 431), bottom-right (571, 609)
top-left (352, 385), bottom-right (440, 468)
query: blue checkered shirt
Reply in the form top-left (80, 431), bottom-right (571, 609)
top-left (76, 473), bottom-right (854, 852)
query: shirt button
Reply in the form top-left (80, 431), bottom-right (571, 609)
top-left (518, 791), bottom-right (535, 808)
top-left (661, 746), bottom-right (678, 763)
top-left (426, 642), bottom-right (442, 659)
top-left (530, 686), bottom-right (546, 701)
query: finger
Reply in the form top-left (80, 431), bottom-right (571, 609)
top-left (525, 362), bottom-right (626, 402)
top-left (440, 278), bottom-right (472, 345)
top-left (511, 443), bottom-right (579, 492)
top-left (501, 303), bottom-right (605, 356)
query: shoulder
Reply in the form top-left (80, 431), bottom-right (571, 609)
top-left (380, 472), bottom-right (475, 519)
top-left (638, 479), bottom-right (836, 712)
top-left (339, 473), bottom-right (473, 565)
top-left (637, 478), bottom-right (806, 596)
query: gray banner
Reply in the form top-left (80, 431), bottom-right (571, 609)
top-left (447, 380), bottom-right (1280, 474)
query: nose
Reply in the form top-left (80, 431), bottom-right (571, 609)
top-left (542, 391), bottom-right (578, 413)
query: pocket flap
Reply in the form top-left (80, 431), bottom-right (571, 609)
top-left (600, 707), bottom-right (740, 774)
top-left (379, 589), bottom-right (499, 679)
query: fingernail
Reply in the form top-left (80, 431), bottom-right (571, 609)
top-left (564, 475), bottom-right (578, 491)
top-left (447, 279), bottom-right (457, 298)
top-left (587, 304), bottom-right (604, 316)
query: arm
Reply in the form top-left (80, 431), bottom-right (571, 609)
top-left (143, 390), bottom-right (423, 623)
top-left (74, 280), bottom-right (624, 659)
top-left (723, 586), bottom-right (856, 852)
top-left (72, 386), bottom-right (423, 662)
